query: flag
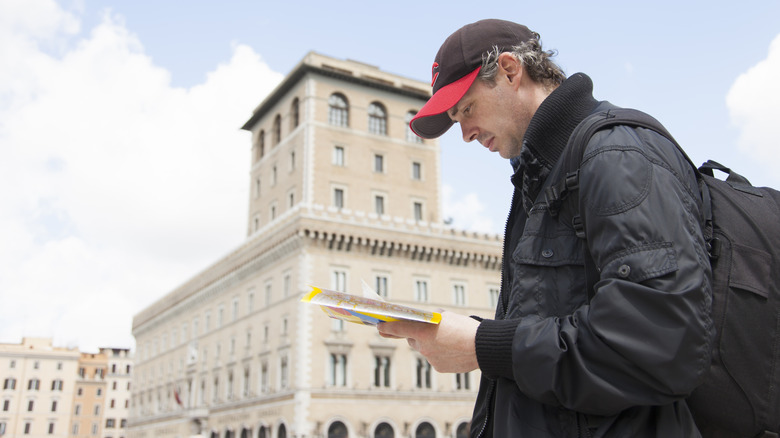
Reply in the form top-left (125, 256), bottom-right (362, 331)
top-left (174, 386), bottom-right (183, 407)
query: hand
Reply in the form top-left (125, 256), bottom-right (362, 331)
top-left (377, 311), bottom-right (480, 373)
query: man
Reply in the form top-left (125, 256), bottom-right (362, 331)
top-left (377, 19), bottom-right (715, 437)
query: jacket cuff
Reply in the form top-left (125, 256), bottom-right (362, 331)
top-left (475, 319), bottom-right (520, 380)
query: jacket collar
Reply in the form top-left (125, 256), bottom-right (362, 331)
top-left (522, 73), bottom-right (599, 170)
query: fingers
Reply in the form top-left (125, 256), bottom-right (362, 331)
top-left (376, 320), bottom-right (431, 339)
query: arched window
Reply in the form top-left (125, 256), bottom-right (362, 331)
top-left (456, 422), bottom-right (469, 438)
top-left (273, 114), bottom-right (282, 145)
top-left (368, 102), bottom-right (387, 135)
top-left (277, 424), bottom-right (287, 438)
top-left (374, 422), bottom-right (394, 438)
top-left (258, 426), bottom-right (267, 438)
top-left (405, 111), bottom-right (422, 143)
top-left (327, 421), bottom-right (348, 438)
top-left (240, 428), bottom-right (250, 438)
top-left (415, 422), bottom-right (435, 438)
top-left (255, 130), bottom-right (265, 162)
top-left (328, 93), bottom-right (349, 127)
top-left (290, 98), bottom-right (300, 130)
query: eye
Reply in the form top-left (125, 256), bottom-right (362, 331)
top-left (463, 104), bottom-right (472, 115)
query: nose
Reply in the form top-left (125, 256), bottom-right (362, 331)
top-left (460, 121), bottom-right (478, 143)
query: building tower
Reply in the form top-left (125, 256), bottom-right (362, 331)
top-left (130, 52), bottom-right (502, 438)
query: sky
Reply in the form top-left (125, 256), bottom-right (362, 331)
top-left (1, 0), bottom-right (778, 353)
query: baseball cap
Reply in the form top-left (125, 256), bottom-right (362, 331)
top-left (409, 19), bottom-right (535, 139)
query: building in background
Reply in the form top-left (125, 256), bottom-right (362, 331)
top-left (0, 339), bottom-right (134, 438)
top-left (71, 351), bottom-right (107, 438)
top-left (129, 52), bottom-right (502, 438)
top-left (101, 348), bottom-right (133, 438)
top-left (1, 338), bottom-right (80, 438)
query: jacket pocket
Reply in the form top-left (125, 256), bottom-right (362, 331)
top-left (599, 242), bottom-right (678, 283)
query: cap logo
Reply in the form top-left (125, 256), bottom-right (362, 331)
top-left (431, 62), bottom-right (440, 88)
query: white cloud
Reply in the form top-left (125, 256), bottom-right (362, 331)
top-left (441, 185), bottom-right (497, 235)
top-left (0, 1), bottom-right (283, 352)
top-left (726, 33), bottom-right (780, 164)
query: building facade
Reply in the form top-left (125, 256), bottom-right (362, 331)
top-left (101, 348), bottom-right (133, 438)
top-left (71, 352), bottom-right (108, 438)
top-left (1, 339), bottom-right (134, 438)
top-left (129, 53), bottom-right (502, 438)
top-left (0, 338), bottom-right (80, 437)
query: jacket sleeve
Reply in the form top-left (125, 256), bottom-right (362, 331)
top-left (477, 126), bottom-right (715, 415)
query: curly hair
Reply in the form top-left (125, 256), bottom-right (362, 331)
top-left (478, 32), bottom-right (565, 91)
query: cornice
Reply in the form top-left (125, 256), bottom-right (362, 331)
top-left (132, 207), bottom-right (502, 337)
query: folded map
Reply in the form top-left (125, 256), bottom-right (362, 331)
top-left (301, 285), bottom-right (441, 326)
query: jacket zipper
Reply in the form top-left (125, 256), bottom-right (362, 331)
top-left (474, 184), bottom-right (519, 438)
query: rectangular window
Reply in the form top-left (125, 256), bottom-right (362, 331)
top-left (453, 284), bottom-right (466, 306)
top-left (416, 358), bottom-right (432, 389)
top-left (48, 423), bottom-right (55, 435)
top-left (329, 353), bottom-right (347, 387)
top-left (280, 357), bottom-right (289, 389)
top-left (332, 270), bottom-right (347, 292)
top-left (413, 202), bottom-right (424, 221)
top-left (105, 419), bottom-right (115, 428)
top-left (374, 195), bottom-right (385, 216)
top-left (260, 362), bottom-right (269, 394)
top-left (3, 400), bottom-right (9, 411)
top-left (248, 289), bottom-right (255, 313)
top-left (489, 287), bottom-right (500, 308)
top-left (375, 275), bottom-right (389, 299)
top-left (28, 400), bottom-right (34, 411)
top-left (373, 355), bottom-right (391, 388)
top-left (3, 378), bottom-right (15, 390)
top-left (333, 188), bottom-right (344, 209)
top-left (456, 372), bottom-right (471, 390)
top-left (412, 162), bottom-right (422, 180)
top-left (374, 154), bottom-right (384, 173)
top-left (24, 422), bottom-right (31, 435)
top-left (333, 146), bottom-right (345, 166)
top-left (415, 280), bottom-right (429, 303)
top-left (51, 400), bottom-right (57, 412)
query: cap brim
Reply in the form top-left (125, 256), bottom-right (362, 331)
top-left (410, 67), bottom-right (481, 139)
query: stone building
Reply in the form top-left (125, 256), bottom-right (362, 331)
top-left (129, 52), bottom-right (502, 438)
top-left (1, 338), bottom-right (80, 437)
top-left (71, 351), bottom-right (109, 438)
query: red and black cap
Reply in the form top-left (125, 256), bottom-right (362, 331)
top-left (410, 19), bottom-right (535, 139)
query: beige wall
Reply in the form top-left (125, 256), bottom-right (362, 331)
top-left (130, 53), bottom-right (502, 438)
top-left (0, 337), bottom-right (80, 438)
top-left (71, 353), bottom-right (108, 438)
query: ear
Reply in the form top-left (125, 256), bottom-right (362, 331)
top-left (497, 52), bottom-right (523, 88)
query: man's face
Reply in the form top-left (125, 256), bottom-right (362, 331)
top-left (447, 73), bottom-right (533, 160)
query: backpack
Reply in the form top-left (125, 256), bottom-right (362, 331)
top-left (544, 104), bottom-right (780, 438)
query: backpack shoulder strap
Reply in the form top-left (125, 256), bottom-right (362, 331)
top-left (547, 104), bottom-right (713, 301)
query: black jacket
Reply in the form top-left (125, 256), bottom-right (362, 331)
top-left (470, 73), bottom-right (715, 437)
